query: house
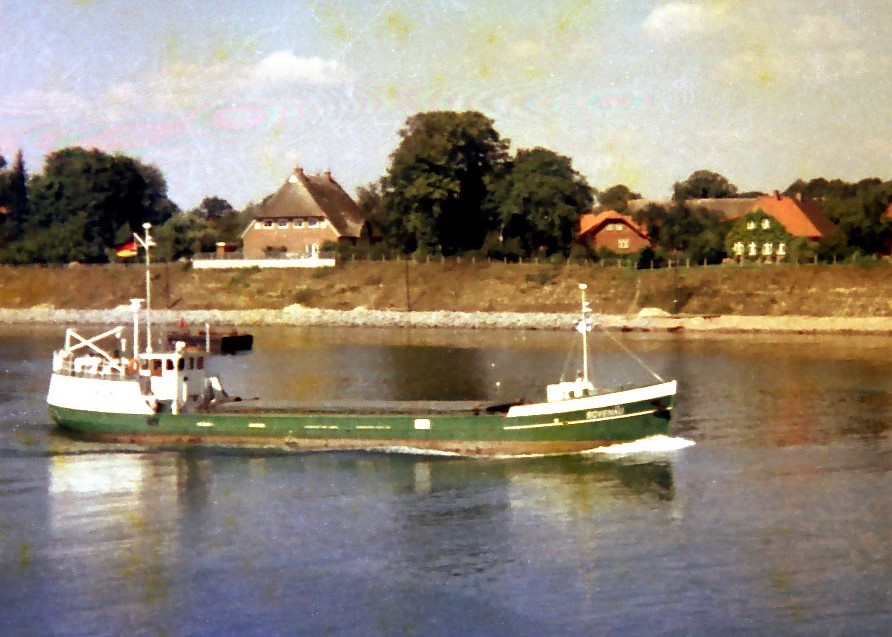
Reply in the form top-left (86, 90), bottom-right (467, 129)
top-left (577, 210), bottom-right (650, 254)
top-left (241, 167), bottom-right (373, 259)
top-left (746, 191), bottom-right (836, 240)
top-left (726, 192), bottom-right (836, 261)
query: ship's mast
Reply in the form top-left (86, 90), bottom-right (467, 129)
top-left (133, 223), bottom-right (155, 353)
top-left (579, 283), bottom-right (592, 383)
top-left (130, 298), bottom-right (142, 359)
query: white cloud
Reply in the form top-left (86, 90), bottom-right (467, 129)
top-left (642, 2), bottom-right (725, 41)
top-left (251, 52), bottom-right (353, 87)
top-left (87, 51), bottom-right (353, 117)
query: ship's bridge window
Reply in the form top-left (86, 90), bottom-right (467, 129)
top-left (166, 359), bottom-right (174, 371)
top-left (197, 356), bottom-right (205, 370)
top-left (178, 358), bottom-right (185, 371)
top-left (152, 360), bottom-right (162, 376)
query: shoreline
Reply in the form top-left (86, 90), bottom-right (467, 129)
top-left (3, 306), bottom-right (892, 335)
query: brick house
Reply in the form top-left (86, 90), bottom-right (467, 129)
top-left (577, 210), bottom-right (651, 254)
top-left (241, 167), bottom-right (372, 259)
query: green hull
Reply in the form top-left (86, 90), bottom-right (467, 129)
top-left (48, 395), bottom-right (673, 457)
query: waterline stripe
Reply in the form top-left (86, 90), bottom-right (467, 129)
top-left (502, 408), bottom-right (667, 431)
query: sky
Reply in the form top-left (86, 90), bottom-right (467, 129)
top-left (2, 0), bottom-right (890, 210)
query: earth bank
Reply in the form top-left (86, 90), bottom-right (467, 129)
top-left (2, 261), bottom-right (891, 334)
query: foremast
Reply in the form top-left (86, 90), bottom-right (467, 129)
top-left (132, 223), bottom-right (155, 354)
top-left (577, 283), bottom-right (593, 385)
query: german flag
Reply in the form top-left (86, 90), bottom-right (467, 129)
top-left (115, 240), bottom-right (138, 258)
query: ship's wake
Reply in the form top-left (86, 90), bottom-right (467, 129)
top-left (586, 434), bottom-right (695, 456)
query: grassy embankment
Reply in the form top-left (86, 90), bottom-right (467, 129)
top-left (1, 261), bottom-right (891, 317)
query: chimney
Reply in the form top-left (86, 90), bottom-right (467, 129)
top-left (774, 190), bottom-right (781, 200)
top-left (324, 170), bottom-right (333, 181)
top-left (795, 192), bottom-right (803, 201)
top-left (295, 166), bottom-right (304, 177)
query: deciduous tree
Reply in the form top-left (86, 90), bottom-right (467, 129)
top-left (672, 170), bottom-right (738, 201)
top-left (379, 111), bottom-right (510, 255)
top-left (497, 147), bottom-right (593, 256)
top-left (19, 147), bottom-right (177, 263)
top-left (596, 184), bottom-right (641, 212)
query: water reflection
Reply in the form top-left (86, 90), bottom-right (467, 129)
top-left (5, 326), bottom-right (891, 635)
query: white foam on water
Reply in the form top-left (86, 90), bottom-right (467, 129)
top-left (374, 445), bottom-right (465, 458)
top-left (586, 435), bottom-right (696, 456)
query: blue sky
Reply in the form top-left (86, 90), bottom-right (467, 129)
top-left (2, 0), bottom-right (890, 210)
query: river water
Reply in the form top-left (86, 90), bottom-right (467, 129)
top-left (1, 325), bottom-right (890, 636)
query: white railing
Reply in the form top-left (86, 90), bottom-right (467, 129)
top-left (191, 252), bottom-right (337, 269)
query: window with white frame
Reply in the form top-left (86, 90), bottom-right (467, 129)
top-left (748, 242), bottom-right (757, 256)
top-left (761, 218), bottom-right (771, 229)
top-left (278, 219), bottom-right (289, 228)
top-left (762, 242), bottom-right (773, 256)
top-left (618, 238), bottom-right (630, 249)
top-left (778, 242), bottom-right (786, 256)
top-left (746, 220), bottom-right (756, 230)
top-left (733, 241), bottom-right (744, 256)
top-left (263, 220), bottom-right (274, 228)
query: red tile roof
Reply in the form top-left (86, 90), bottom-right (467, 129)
top-left (749, 192), bottom-right (836, 239)
top-left (577, 210), bottom-right (649, 240)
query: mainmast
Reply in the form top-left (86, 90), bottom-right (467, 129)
top-left (133, 223), bottom-right (155, 353)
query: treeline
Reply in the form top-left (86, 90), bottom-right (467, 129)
top-left (0, 147), bottom-right (253, 264)
top-left (352, 113), bottom-right (892, 264)
top-left (2, 110), bottom-right (891, 265)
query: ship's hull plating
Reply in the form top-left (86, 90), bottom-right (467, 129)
top-left (48, 378), bottom-right (676, 456)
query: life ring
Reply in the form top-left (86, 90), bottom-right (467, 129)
top-left (126, 358), bottom-right (139, 375)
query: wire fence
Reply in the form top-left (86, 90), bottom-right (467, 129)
top-left (1, 252), bottom-right (889, 270)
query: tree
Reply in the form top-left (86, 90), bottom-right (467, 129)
top-left (820, 179), bottom-right (892, 257)
top-left (154, 212), bottom-right (218, 261)
top-left (635, 202), bottom-right (727, 264)
top-left (784, 177), bottom-right (856, 200)
top-left (16, 147), bottom-right (177, 263)
top-left (193, 196), bottom-right (235, 220)
top-left (672, 170), bottom-right (738, 201)
top-left (784, 176), bottom-right (892, 257)
top-left (379, 111), bottom-right (510, 255)
top-left (0, 150), bottom-right (29, 247)
top-left (596, 184), bottom-right (641, 212)
top-left (497, 147), bottom-right (593, 256)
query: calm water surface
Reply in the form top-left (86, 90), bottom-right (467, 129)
top-left (1, 325), bottom-right (890, 636)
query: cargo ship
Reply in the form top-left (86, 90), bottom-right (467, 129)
top-left (46, 225), bottom-right (676, 456)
